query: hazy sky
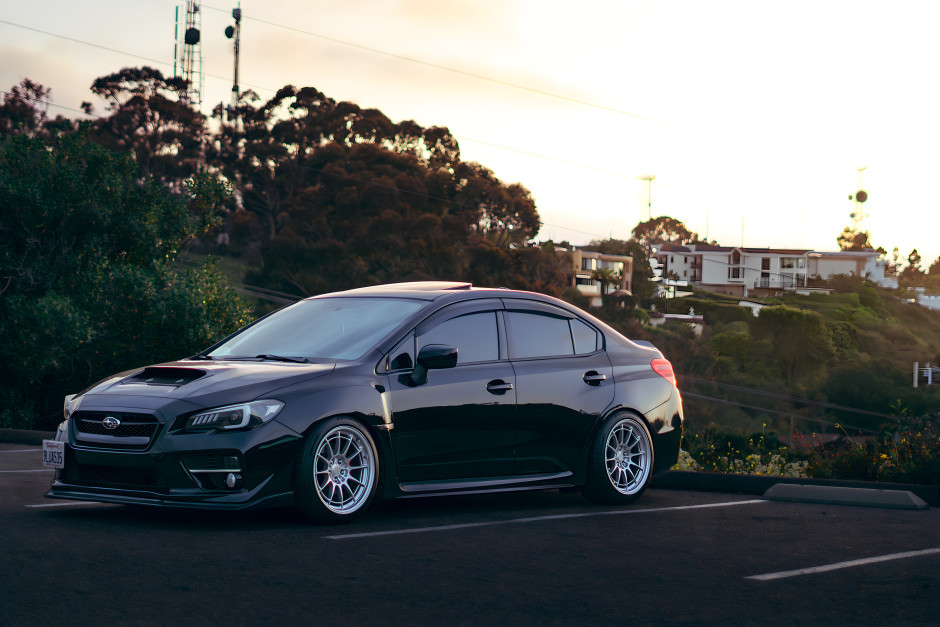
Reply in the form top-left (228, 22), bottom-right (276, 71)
top-left (2, 1), bottom-right (938, 267)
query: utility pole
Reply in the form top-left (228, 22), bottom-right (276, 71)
top-left (637, 175), bottom-right (656, 221)
top-left (224, 3), bottom-right (242, 117)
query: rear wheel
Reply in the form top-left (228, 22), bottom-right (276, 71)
top-left (294, 417), bottom-right (379, 524)
top-left (581, 412), bottom-right (654, 505)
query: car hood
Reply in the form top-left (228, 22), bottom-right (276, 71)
top-left (78, 360), bottom-right (336, 408)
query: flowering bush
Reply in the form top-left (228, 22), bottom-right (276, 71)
top-left (673, 417), bottom-right (939, 485)
top-left (804, 419), bottom-right (940, 485)
top-left (675, 426), bottom-right (809, 477)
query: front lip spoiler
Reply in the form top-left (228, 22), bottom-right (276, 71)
top-left (45, 483), bottom-right (294, 511)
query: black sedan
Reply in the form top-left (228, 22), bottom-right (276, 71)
top-left (45, 282), bottom-right (683, 523)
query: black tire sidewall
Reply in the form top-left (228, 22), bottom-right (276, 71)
top-left (294, 417), bottom-right (379, 524)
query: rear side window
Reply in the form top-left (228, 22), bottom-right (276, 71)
top-left (507, 312), bottom-right (574, 359)
top-left (570, 319), bottom-right (599, 354)
top-left (418, 312), bottom-right (499, 364)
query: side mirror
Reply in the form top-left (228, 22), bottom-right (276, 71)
top-left (409, 344), bottom-right (458, 386)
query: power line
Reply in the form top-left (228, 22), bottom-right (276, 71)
top-left (681, 391), bottom-right (878, 434)
top-left (200, 4), bottom-right (679, 128)
top-left (0, 89), bottom-right (89, 117)
top-left (0, 19), bottom-right (276, 98)
top-left (679, 375), bottom-right (898, 420)
top-left (0, 18), bottom-right (637, 240)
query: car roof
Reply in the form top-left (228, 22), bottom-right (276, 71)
top-left (311, 281), bottom-right (555, 303)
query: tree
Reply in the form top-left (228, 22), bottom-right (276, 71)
top-left (0, 79), bottom-right (75, 138)
top-left (204, 81), bottom-right (543, 296)
top-left (0, 130), bottom-right (250, 428)
top-left (631, 216), bottom-right (698, 247)
top-left (836, 226), bottom-right (886, 255)
top-left (899, 249), bottom-right (926, 287)
top-left (753, 305), bottom-right (835, 388)
top-left (927, 256), bottom-right (940, 288)
top-left (591, 267), bottom-right (619, 306)
top-left (88, 66), bottom-right (205, 181)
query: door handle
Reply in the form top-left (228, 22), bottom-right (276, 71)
top-left (582, 371), bottom-right (607, 386)
top-left (486, 379), bottom-right (513, 394)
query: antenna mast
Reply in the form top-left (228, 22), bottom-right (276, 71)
top-left (174, 1), bottom-right (204, 108)
top-left (849, 166), bottom-right (869, 232)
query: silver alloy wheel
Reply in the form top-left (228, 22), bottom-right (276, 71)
top-left (604, 418), bottom-right (651, 495)
top-left (313, 425), bottom-right (376, 514)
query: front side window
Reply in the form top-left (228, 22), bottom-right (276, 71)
top-left (209, 297), bottom-right (424, 361)
top-left (507, 312), bottom-right (574, 359)
top-left (418, 312), bottom-right (499, 364)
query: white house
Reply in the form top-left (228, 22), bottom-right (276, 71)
top-left (807, 249), bottom-right (892, 287)
top-left (690, 245), bottom-right (811, 297)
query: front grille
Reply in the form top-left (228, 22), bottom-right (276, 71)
top-left (63, 464), bottom-right (167, 490)
top-left (73, 412), bottom-right (160, 450)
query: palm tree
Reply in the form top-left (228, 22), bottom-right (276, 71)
top-left (591, 267), bottom-right (619, 306)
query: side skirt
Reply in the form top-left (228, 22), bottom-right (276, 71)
top-left (397, 471), bottom-right (574, 499)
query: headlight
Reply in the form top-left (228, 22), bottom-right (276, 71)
top-left (63, 394), bottom-right (78, 420)
top-left (184, 400), bottom-right (285, 432)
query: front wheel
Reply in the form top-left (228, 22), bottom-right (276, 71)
top-left (581, 412), bottom-right (654, 505)
top-left (294, 418), bottom-right (379, 524)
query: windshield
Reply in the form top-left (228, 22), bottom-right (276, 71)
top-left (208, 297), bottom-right (425, 361)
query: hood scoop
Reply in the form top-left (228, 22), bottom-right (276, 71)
top-left (125, 367), bottom-right (209, 387)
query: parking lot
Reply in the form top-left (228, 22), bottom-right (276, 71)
top-left (2, 441), bottom-right (938, 625)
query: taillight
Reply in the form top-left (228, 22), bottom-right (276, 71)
top-left (651, 358), bottom-right (677, 387)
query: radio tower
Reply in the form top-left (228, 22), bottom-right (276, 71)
top-left (848, 166), bottom-right (869, 232)
top-left (173, 1), bottom-right (204, 108)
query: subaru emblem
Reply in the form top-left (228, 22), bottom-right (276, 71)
top-left (102, 416), bottom-right (121, 430)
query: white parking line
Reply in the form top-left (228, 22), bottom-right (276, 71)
top-left (0, 469), bottom-right (55, 473)
top-left (325, 499), bottom-right (767, 540)
top-left (25, 501), bottom-right (103, 508)
top-left (0, 449), bottom-right (42, 453)
top-left (746, 547), bottom-right (940, 581)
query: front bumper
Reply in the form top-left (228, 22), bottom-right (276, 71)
top-left (46, 415), bottom-right (305, 511)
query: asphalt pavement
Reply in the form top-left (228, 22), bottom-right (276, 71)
top-left (2, 440), bottom-right (938, 626)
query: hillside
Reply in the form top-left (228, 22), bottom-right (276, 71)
top-left (590, 281), bottom-right (940, 436)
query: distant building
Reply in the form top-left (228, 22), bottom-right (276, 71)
top-left (807, 249), bottom-right (891, 287)
top-left (655, 244), bottom-right (893, 298)
top-left (657, 244), bottom-right (811, 298)
top-left (566, 248), bottom-right (633, 307)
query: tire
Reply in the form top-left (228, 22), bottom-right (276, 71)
top-left (294, 417), bottom-right (379, 524)
top-left (581, 411), bottom-right (654, 505)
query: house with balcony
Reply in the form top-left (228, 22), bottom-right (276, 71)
top-left (567, 248), bottom-right (633, 307)
top-left (656, 245), bottom-right (811, 298)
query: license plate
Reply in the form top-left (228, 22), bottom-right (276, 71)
top-left (42, 440), bottom-right (65, 469)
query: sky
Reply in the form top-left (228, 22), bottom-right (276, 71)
top-left (2, 0), bottom-right (939, 268)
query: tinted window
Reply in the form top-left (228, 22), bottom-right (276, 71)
top-left (570, 319), bottom-right (598, 354)
top-left (387, 334), bottom-right (414, 371)
top-left (418, 312), bottom-right (498, 364)
top-left (209, 297), bottom-right (423, 361)
top-left (508, 312), bottom-right (574, 359)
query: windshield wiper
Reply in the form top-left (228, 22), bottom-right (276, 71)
top-left (254, 354), bottom-right (309, 363)
top-left (189, 353), bottom-right (215, 361)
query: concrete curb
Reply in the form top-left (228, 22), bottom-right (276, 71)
top-left (763, 483), bottom-right (928, 510)
top-left (0, 428), bottom-right (56, 446)
top-left (651, 470), bottom-right (939, 507)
